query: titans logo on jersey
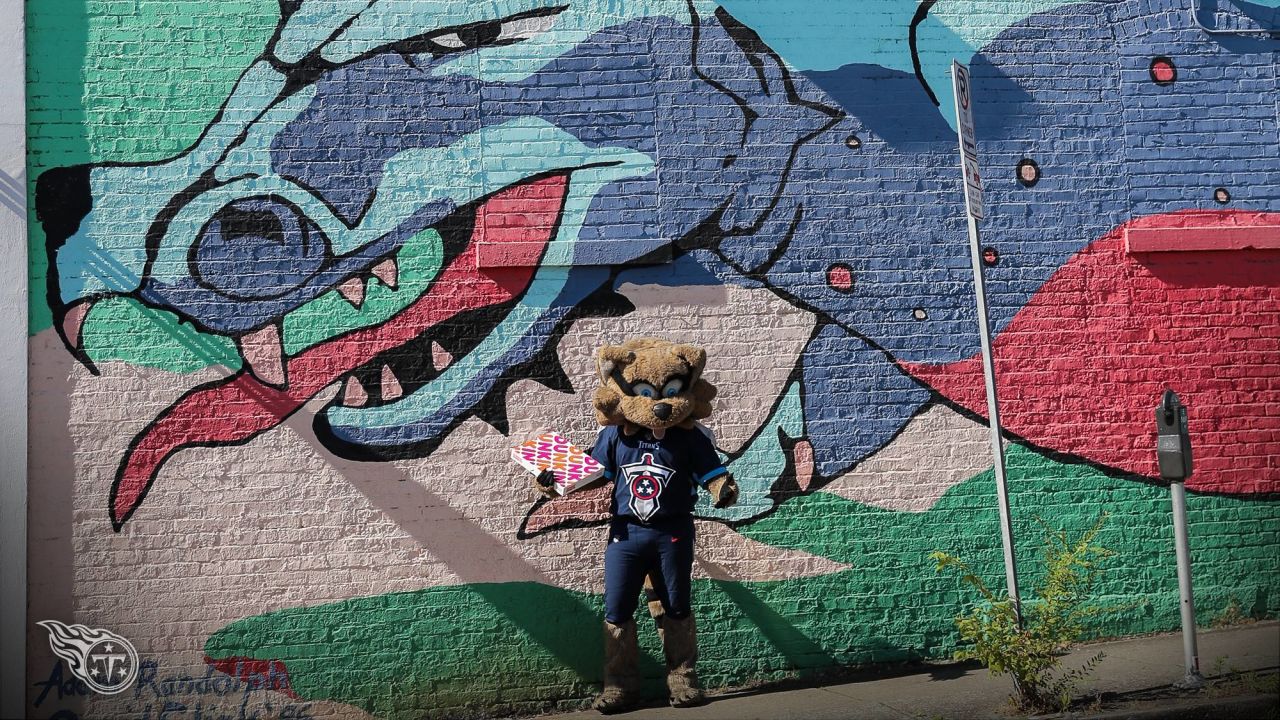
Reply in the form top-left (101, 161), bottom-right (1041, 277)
top-left (621, 453), bottom-right (676, 522)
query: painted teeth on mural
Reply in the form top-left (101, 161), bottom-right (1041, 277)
top-left (370, 256), bottom-right (399, 290)
top-left (99, 171), bottom-right (578, 529)
top-left (336, 277), bottom-right (366, 309)
top-left (341, 375), bottom-right (368, 408)
top-left (236, 323), bottom-right (287, 388)
top-left (430, 341), bottom-right (453, 372)
top-left (61, 299), bottom-right (93, 352)
top-left (341, 301), bottom-right (517, 410)
top-left (380, 364), bottom-right (404, 401)
top-left (328, 252), bottom-right (397, 311)
top-left (227, 247), bottom-right (403, 390)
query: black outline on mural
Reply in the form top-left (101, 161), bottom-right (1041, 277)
top-left (42, 3), bottom-right (578, 347)
top-left (825, 262), bottom-right (856, 293)
top-left (909, 0), bottom-right (942, 107)
top-left (1015, 158), bottom-right (1041, 188)
top-left (84, 2), bottom-right (852, 530)
top-left (187, 194), bottom-right (333, 302)
top-left (516, 320), bottom-right (945, 539)
top-left (36, 164), bottom-right (100, 374)
top-left (1148, 55), bottom-right (1177, 86)
top-left (696, 4), bottom-right (846, 238)
top-left (311, 271), bottom-right (638, 463)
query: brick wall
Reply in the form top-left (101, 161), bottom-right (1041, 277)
top-left (25, 0), bottom-right (1280, 717)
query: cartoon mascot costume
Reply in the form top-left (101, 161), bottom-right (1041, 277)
top-left (535, 338), bottom-right (739, 712)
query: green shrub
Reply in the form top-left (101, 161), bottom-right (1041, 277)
top-left (931, 512), bottom-right (1113, 712)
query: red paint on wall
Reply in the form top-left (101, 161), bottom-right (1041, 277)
top-left (523, 483), bottom-right (613, 534)
top-left (476, 173), bottom-right (573, 268)
top-left (826, 264), bottom-right (854, 293)
top-left (205, 655), bottom-right (299, 699)
top-left (1126, 210), bottom-right (1280, 252)
top-left (904, 210), bottom-right (1280, 495)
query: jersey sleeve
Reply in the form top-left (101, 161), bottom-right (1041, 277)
top-left (688, 427), bottom-right (728, 487)
top-left (588, 426), bottom-right (617, 479)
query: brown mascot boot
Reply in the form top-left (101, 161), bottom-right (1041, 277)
top-left (593, 621), bottom-right (640, 714)
top-left (659, 614), bottom-right (706, 707)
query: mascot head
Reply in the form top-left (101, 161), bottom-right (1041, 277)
top-left (592, 337), bottom-right (717, 439)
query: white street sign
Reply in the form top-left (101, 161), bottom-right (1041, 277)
top-left (952, 61), bottom-right (984, 220)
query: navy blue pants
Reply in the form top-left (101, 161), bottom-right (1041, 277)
top-left (604, 515), bottom-right (695, 624)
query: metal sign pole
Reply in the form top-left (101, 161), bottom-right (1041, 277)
top-left (952, 60), bottom-right (1021, 623)
top-left (965, 214), bottom-right (1021, 624)
top-left (1170, 479), bottom-right (1203, 687)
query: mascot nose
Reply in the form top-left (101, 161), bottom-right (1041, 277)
top-left (652, 402), bottom-right (672, 421)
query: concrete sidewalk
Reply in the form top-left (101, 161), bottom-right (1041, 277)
top-left (535, 622), bottom-right (1279, 719)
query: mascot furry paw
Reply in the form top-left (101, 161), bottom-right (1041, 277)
top-left (586, 337), bottom-right (738, 711)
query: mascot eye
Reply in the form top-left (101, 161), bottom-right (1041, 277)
top-left (633, 383), bottom-right (657, 399)
top-left (662, 379), bottom-right (684, 398)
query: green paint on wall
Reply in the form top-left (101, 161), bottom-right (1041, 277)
top-left (205, 582), bottom-right (657, 718)
top-left (26, 0), bottom-right (278, 335)
top-left (80, 296), bottom-right (242, 372)
top-left (204, 444), bottom-right (1279, 718)
top-left (741, 443), bottom-right (1280, 640)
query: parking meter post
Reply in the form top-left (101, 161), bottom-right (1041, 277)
top-left (1170, 479), bottom-right (1203, 688)
top-left (1156, 389), bottom-right (1203, 688)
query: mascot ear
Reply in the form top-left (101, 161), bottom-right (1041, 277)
top-left (597, 345), bottom-right (636, 385)
top-left (669, 344), bottom-right (707, 385)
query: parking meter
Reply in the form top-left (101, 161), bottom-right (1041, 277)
top-left (1156, 389), bottom-right (1192, 481)
top-left (1156, 388), bottom-right (1202, 686)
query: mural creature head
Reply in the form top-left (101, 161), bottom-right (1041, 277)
top-left (35, 0), bottom-right (842, 529)
top-left (592, 338), bottom-right (717, 438)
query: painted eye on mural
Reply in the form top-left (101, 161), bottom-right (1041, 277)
top-left (191, 195), bottom-right (331, 301)
top-left (633, 383), bottom-right (657, 399)
top-left (662, 379), bottom-right (684, 398)
top-left (426, 6), bottom-right (566, 55)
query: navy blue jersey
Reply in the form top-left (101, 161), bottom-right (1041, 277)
top-left (589, 424), bottom-right (728, 523)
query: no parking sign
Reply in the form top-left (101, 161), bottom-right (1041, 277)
top-left (952, 61), bottom-right (984, 220)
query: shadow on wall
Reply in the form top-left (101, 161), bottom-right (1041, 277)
top-left (702, 556), bottom-right (838, 675)
top-left (199, 443), bottom-right (1280, 717)
top-left (285, 411), bottom-right (618, 687)
top-left (204, 582), bottom-right (665, 716)
top-left (27, 5), bottom-right (614, 715)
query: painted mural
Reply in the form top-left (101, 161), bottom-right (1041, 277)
top-left (26, 0), bottom-right (1280, 717)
